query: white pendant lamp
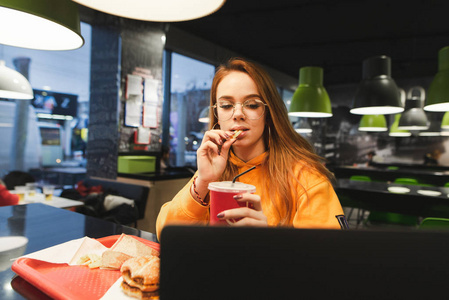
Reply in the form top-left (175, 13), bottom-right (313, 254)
top-left (351, 56), bottom-right (403, 115)
top-left (0, 0), bottom-right (84, 51)
top-left (198, 107), bottom-right (210, 123)
top-left (0, 61), bottom-right (33, 99)
top-left (73, 0), bottom-right (226, 22)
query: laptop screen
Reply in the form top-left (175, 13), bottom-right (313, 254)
top-left (160, 225), bottom-right (449, 299)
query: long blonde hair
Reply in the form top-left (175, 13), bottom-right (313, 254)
top-left (209, 58), bottom-right (333, 225)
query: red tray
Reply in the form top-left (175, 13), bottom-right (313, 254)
top-left (11, 235), bottom-right (160, 300)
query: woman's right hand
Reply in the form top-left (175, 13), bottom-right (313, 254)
top-left (196, 129), bottom-right (235, 184)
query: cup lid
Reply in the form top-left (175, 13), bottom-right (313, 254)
top-left (208, 181), bottom-right (256, 193)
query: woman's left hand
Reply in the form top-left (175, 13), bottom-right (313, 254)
top-left (217, 193), bottom-right (268, 227)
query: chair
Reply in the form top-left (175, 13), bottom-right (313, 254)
top-left (350, 175), bottom-right (371, 182)
top-left (419, 217), bottom-right (449, 230)
top-left (394, 178), bottom-right (419, 185)
top-left (3, 171), bottom-right (36, 190)
top-left (65, 178), bottom-right (150, 227)
top-left (346, 175), bottom-right (372, 225)
top-left (366, 211), bottom-right (418, 227)
top-left (394, 177), bottom-right (434, 187)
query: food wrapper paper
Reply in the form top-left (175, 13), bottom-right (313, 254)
top-left (20, 237), bottom-right (108, 265)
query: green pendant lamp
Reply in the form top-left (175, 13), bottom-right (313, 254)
top-left (0, 0), bottom-right (84, 50)
top-left (441, 111), bottom-right (449, 135)
top-left (389, 114), bottom-right (411, 137)
top-left (288, 67), bottom-right (332, 118)
top-left (425, 46), bottom-right (449, 111)
top-left (351, 56), bottom-right (403, 115)
top-left (441, 111), bottom-right (449, 129)
top-left (0, 60), bottom-right (33, 99)
top-left (358, 114), bottom-right (388, 132)
top-left (73, 0), bottom-right (226, 22)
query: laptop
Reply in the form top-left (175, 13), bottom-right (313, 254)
top-left (159, 225), bottom-right (449, 300)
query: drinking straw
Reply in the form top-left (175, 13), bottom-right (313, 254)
top-left (232, 166), bottom-right (256, 183)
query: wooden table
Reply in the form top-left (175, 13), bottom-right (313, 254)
top-left (0, 203), bottom-right (157, 300)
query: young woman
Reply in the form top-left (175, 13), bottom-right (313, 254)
top-left (156, 58), bottom-right (344, 239)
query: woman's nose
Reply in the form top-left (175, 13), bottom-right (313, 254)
top-left (233, 103), bottom-right (245, 119)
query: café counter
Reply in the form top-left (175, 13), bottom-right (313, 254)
top-left (113, 167), bottom-right (194, 233)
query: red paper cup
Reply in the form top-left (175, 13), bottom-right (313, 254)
top-left (208, 181), bottom-right (256, 225)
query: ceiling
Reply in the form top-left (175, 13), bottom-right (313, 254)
top-left (170, 0), bottom-right (449, 85)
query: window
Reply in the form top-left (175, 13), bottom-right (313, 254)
top-left (282, 89), bottom-right (294, 110)
top-left (167, 52), bottom-right (215, 167)
top-left (0, 22), bottom-right (91, 174)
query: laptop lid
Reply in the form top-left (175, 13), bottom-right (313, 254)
top-left (160, 225), bottom-right (449, 300)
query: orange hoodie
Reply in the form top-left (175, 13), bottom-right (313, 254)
top-left (156, 152), bottom-right (344, 239)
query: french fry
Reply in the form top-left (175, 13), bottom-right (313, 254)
top-left (77, 253), bottom-right (102, 269)
top-left (232, 130), bottom-right (243, 139)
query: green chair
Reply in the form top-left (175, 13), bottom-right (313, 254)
top-left (350, 175), bottom-right (371, 182)
top-left (394, 178), bottom-right (434, 187)
top-left (419, 217), bottom-right (449, 230)
top-left (366, 211), bottom-right (418, 227)
top-left (394, 178), bottom-right (419, 185)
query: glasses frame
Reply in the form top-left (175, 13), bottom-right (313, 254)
top-left (211, 99), bottom-right (268, 121)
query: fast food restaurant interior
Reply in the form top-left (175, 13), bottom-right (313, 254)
top-left (3, 0), bottom-right (449, 298)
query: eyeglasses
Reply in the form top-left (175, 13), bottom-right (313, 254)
top-left (212, 99), bottom-right (267, 121)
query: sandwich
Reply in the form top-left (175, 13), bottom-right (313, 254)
top-left (120, 256), bottom-right (160, 299)
top-left (101, 250), bottom-right (133, 270)
top-left (110, 234), bottom-right (160, 258)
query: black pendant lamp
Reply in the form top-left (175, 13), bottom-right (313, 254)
top-left (351, 56), bottom-right (403, 115)
top-left (398, 87), bottom-right (429, 131)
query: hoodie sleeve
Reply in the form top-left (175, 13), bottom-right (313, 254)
top-left (293, 175), bottom-right (344, 230)
top-left (156, 176), bottom-right (209, 240)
